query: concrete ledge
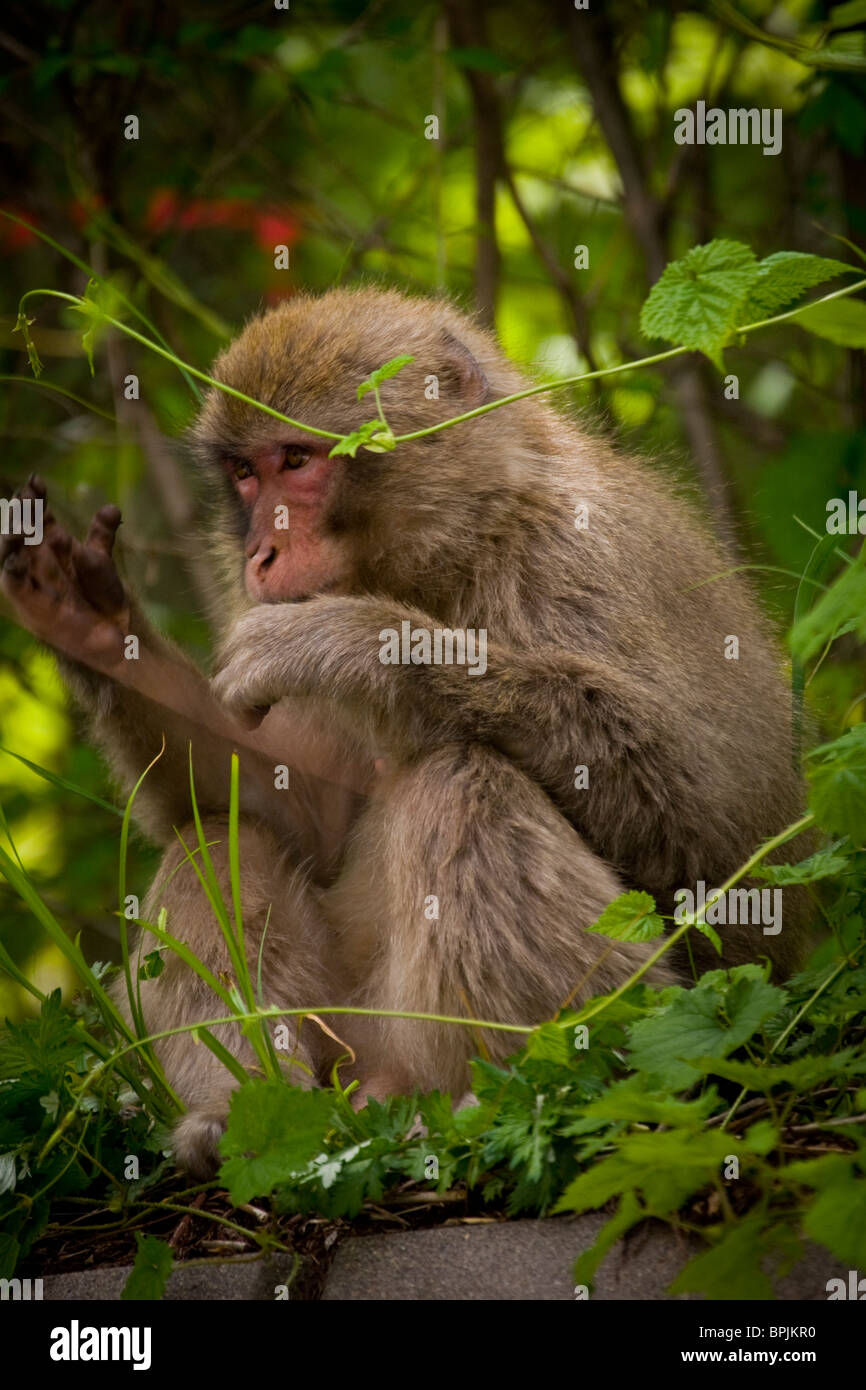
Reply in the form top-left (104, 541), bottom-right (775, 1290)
top-left (42, 1253), bottom-right (300, 1302)
top-left (38, 1218), bottom-right (846, 1301)
top-left (323, 1217), bottom-right (695, 1301)
top-left (323, 1220), bottom-right (847, 1301)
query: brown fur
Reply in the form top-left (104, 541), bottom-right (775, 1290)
top-left (1, 287), bottom-right (811, 1174)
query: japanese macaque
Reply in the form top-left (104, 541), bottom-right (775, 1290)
top-left (1, 287), bottom-right (809, 1175)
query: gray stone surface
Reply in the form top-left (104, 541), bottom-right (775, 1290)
top-left (38, 1218), bottom-right (849, 1301)
top-left (323, 1216), bottom-right (698, 1301)
top-left (42, 1253), bottom-right (299, 1302)
top-left (323, 1219), bottom-right (850, 1302)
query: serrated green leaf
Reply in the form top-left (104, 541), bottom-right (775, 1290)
top-left (797, 297), bottom-right (866, 347)
top-left (573, 1190), bottom-right (643, 1290)
top-left (524, 1019), bottom-right (574, 1064)
top-left (121, 1233), bottom-right (173, 1301)
top-left (669, 1220), bottom-right (774, 1300)
top-left (586, 890), bottom-right (665, 942)
top-left (742, 252), bottom-right (852, 320)
top-left (754, 845), bottom-right (851, 885)
top-left (640, 239), bottom-right (758, 363)
top-left (806, 724), bottom-right (866, 839)
top-left (581, 1076), bottom-right (718, 1125)
top-left (556, 1128), bottom-right (736, 1217)
top-left (356, 353), bottom-right (414, 400)
top-left (689, 1048), bottom-right (865, 1091)
top-left (329, 418), bottom-right (397, 458)
top-left (218, 1081), bottom-right (337, 1203)
top-left (803, 1170), bottom-right (866, 1268)
top-left (627, 969), bottom-right (786, 1088)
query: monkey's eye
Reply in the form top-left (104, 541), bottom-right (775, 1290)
top-left (232, 459), bottom-right (254, 481)
top-left (283, 445), bottom-right (311, 470)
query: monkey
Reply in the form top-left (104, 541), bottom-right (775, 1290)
top-left (0, 286), bottom-right (810, 1176)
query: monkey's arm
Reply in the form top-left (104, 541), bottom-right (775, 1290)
top-left (212, 595), bottom-right (663, 777)
top-left (0, 485), bottom-right (369, 846)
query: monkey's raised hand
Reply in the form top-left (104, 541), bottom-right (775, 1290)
top-left (0, 476), bottom-right (130, 669)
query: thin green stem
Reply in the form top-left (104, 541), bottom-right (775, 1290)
top-left (19, 274), bottom-right (865, 453)
top-left (578, 813), bottom-right (816, 1025)
top-left (16, 289), bottom-right (343, 441)
top-left (391, 276), bottom-right (866, 443)
top-left (0, 375), bottom-right (115, 421)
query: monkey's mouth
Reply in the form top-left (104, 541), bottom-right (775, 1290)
top-left (283, 579), bottom-right (344, 604)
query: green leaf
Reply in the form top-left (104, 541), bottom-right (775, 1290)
top-left (556, 1129), bottom-right (736, 1217)
top-left (329, 419), bottom-right (397, 458)
top-left (688, 1048), bottom-right (865, 1091)
top-left (741, 252), bottom-right (852, 320)
top-left (744, 1119), bottom-right (778, 1156)
top-left (797, 297), bottom-right (866, 347)
top-left (13, 310), bottom-right (43, 378)
top-left (524, 1019), bottom-right (574, 1064)
top-left (806, 724), bottom-right (866, 839)
top-left (586, 890), bottom-right (665, 943)
top-left (790, 549), bottom-right (866, 661)
top-left (627, 967), bottom-right (786, 1089)
top-left (754, 844), bottom-right (851, 885)
top-left (639, 239), bottom-right (759, 364)
top-left (573, 1191), bottom-right (643, 1290)
top-left (829, 1), bottom-right (866, 28)
top-left (137, 950), bottom-right (165, 980)
top-left (803, 1169), bottom-right (866, 1268)
top-left (669, 1220), bottom-right (775, 1300)
top-left (0, 1234), bottom-right (20, 1279)
top-left (356, 353), bottom-right (414, 400)
top-left (695, 919), bottom-right (723, 954)
top-left (218, 1081), bottom-right (337, 1204)
top-left (121, 1233), bottom-right (173, 1301)
top-left (581, 1076), bottom-right (718, 1126)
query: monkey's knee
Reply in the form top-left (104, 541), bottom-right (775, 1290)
top-left (143, 815), bottom-right (282, 928)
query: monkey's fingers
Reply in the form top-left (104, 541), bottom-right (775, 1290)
top-left (25, 473), bottom-right (47, 501)
top-left (85, 504), bottom-right (122, 556)
top-left (0, 474), bottom-right (52, 568)
top-left (0, 534), bottom-right (27, 580)
top-left (73, 546), bottom-right (126, 616)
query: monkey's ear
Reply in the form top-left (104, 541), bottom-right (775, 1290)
top-left (439, 331), bottom-right (490, 407)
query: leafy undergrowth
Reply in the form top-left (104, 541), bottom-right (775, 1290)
top-left (2, 929), bottom-right (866, 1300)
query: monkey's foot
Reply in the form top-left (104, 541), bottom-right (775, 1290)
top-left (172, 1104), bottom-right (228, 1178)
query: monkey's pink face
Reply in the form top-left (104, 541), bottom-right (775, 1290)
top-left (225, 440), bottom-right (351, 603)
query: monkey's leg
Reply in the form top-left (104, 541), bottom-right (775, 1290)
top-left (120, 816), bottom-right (341, 1176)
top-left (326, 744), bottom-right (677, 1101)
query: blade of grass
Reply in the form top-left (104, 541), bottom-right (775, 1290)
top-left (0, 746), bottom-right (121, 816)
